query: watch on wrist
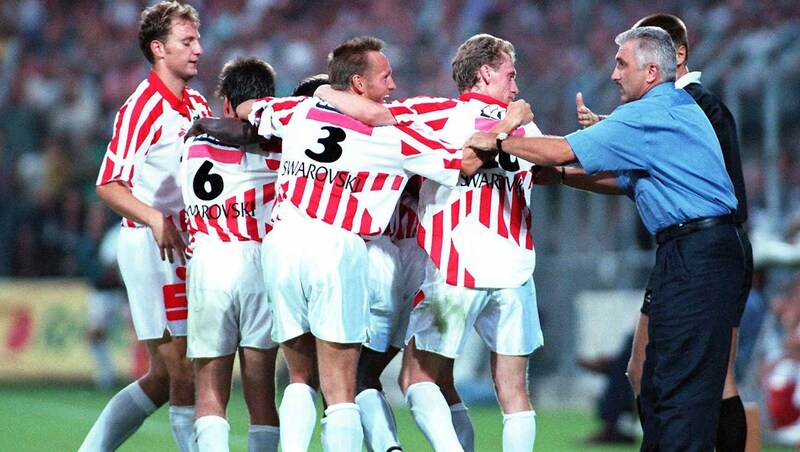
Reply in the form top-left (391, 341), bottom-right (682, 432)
top-left (496, 132), bottom-right (509, 152)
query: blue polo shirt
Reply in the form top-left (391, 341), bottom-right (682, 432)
top-left (565, 82), bottom-right (737, 235)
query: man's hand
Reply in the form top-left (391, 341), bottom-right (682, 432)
top-left (185, 117), bottom-right (210, 141)
top-left (148, 213), bottom-right (187, 266)
top-left (503, 99), bottom-right (534, 129)
top-left (576, 92), bottom-right (601, 129)
top-left (463, 131), bottom-right (498, 152)
top-left (460, 146), bottom-right (495, 176)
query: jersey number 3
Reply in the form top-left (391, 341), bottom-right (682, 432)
top-left (305, 126), bottom-right (345, 163)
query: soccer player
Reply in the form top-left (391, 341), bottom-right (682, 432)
top-left (317, 33), bottom-right (544, 451)
top-left (181, 57), bottom-right (281, 452)
top-left (81, 2), bottom-right (211, 451)
top-left (238, 36), bottom-right (486, 451)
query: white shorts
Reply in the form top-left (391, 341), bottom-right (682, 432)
top-left (364, 237), bottom-right (402, 352)
top-left (187, 239), bottom-right (277, 359)
top-left (117, 227), bottom-right (189, 340)
top-left (262, 218), bottom-right (369, 344)
top-left (87, 289), bottom-right (129, 330)
top-left (389, 238), bottom-right (428, 349)
top-left (405, 259), bottom-right (543, 359)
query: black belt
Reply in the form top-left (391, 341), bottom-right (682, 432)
top-left (655, 215), bottom-right (735, 244)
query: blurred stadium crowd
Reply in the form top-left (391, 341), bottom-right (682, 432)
top-left (0, 0), bottom-right (798, 277)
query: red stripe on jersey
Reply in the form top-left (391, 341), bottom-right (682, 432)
top-left (426, 118), bottom-right (448, 131)
top-left (305, 177), bottom-right (326, 219)
top-left (465, 191), bottom-right (474, 215)
top-left (478, 188), bottom-right (491, 228)
top-left (428, 212), bottom-right (444, 268)
top-left (413, 289), bottom-right (425, 307)
top-left (193, 214), bottom-right (209, 235)
top-left (416, 224), bottom-right (427, 254)
top-left (450, 199), bottom-right (461, 229)
top-left (307, 107), bottom-right (374, 136)
top-left (401, 141), bottom-right (420, 157)
top-left (388, 105), bottom-right (414, 117)
top-left (340, 193), bottom-right (360, 231)
top-left (291, 177), bottom-right (307, 208)
top-left (443, 158), bottom-right (461, 170)
top-left (166, 308), bottom-right (188, 321)
top-left (323, 172), bottom-right (347, 224)
top-left (446, 242), bottom-right (461, 285)
top-left (279, 112), bottom-right (294, 126)
top-left (187, 143), bottom-right (243, 164)
top-left (495, 186), bottom-right (509, 239)
top-left (359, 209), bottom-right (375, 236)
top-left (464, 269), bottom-right (475, 287)
top-left (391, 175), bottom-right (403, 190)
top-left (224, 196), bottom-right (245, 241)
top-left (397, 125), bottom-right (452, 152)
top-left (410, 98), bottom-right (458, 114)
top-left (206, 209), bottom-right (231, 241)
top-left (371, 173), bottom-right (388, 190)
top-left (270, 98), bottom-right (302, 112)
top-left (509, 186), bottom-right (523, 243)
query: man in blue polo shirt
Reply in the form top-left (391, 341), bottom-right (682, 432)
top-left (465, 26), bottom-right (746, 451)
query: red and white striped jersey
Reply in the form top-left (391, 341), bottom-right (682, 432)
top-left (385, 179), bottom-right (421, 242)
top-left (97, 71), bottom-right (212, 229)
top-left (181, 134), bottom-right (281, 245)
top-left (390, 93), bottom-right (543, 288)
top-left (248, 96), bottom-right (463, 239)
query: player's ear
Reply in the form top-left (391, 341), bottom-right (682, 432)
top-left (479, 64), bottom-right (492, 85)
top-left (351, 74), bottom-right (365, 94)
top-left (675, 44), bottom-right (687, 68)
top-left (150, 40), bottom-right (165, 60)
top-left (222, 97), bottom-right (233, 117)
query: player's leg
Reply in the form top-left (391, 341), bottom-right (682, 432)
top-left (78, 338), bottom-right (168, 452)
top-left (279, 333), bottom-right (319, 452)
top-left (239, 346), bottom-right (280, 452)
top-left (317, 338), bottom-right (363, 452)
top-left (193, 355), bottom-right (235, 451)
top-left (492, 353), bottom-right (536, 451)
top-left (400, 338), bottom-right (463, 451)
top-left (439, 361), bottom-right (474, 452)
top-left (356, 346), bottom-right (402, 452)
top-left (626, 311), bottom-right (648, 424)
top-left (156, 334), bottom-right (196, 452)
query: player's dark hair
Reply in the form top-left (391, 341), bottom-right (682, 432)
top-left (327, 36), bottom-right (385, 91)
top-left (452, 34), bottom-right (515, 93)
top-left (138, 1), bottom-right (200, 64)
top-left (292, 73), bottom-right (329, 97)
top-left (216, 58), bottom-right (276, 109)
top-left (633, 13), bottom-right (689, 62)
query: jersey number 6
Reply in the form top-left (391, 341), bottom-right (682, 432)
top-left (193, 160), bottom-right (224, 201)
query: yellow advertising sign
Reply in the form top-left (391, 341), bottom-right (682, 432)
top-left (0, 279), bottom-right (138, 381)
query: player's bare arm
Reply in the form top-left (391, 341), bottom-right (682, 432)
top-left (186, 117), bottom-right (268, 146)
top-left (460, 146), bottom-right (489, 177)
top-left (465, 132), bottom-right (577, 167)
top-left (96, 181), bottom-right (187, 265)
top-left (314, 85), bottom-right (397, 126)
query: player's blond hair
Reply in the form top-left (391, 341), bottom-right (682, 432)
top-left (138, 1), bottom-right (200, 64)
top-left (452, 34), bottom-right (515, 93)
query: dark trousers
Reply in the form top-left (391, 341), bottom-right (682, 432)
top-left (640, 224), bottom-right (745, 451)
top-left (598, 333), bottom-right (635, 426)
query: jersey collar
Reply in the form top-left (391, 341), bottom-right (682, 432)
top-left (148, 70), bottom-right (193, 120)
top-left (675, 71), bottom-right (702, 89)
top-left (458, 92), bottom-right (508, 108)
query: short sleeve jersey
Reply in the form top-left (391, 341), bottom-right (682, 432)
top-left (565, 83), bottom-right (737, 234)
top-left (389, 93), bottom-right (543, 289)
top-left (97, 71), bottom-right (213, 229)
top-left (181, 134), bottom-right (281, 245)
top-left (248, 96), bottom-right (463, 239)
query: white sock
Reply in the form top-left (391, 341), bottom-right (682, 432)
top-left (321, 403), bottom-right (363, 452)
top-left (502, 410), bottom-right (536, 451)
top-left (194, 415), bottom-right (229, 452)
top-left (89, 340), bottom-right (116, 389)
top-left (450, 403), bottom-right (475, 452)
top-left (279, 383), bottom-right (317, 452)
top-left (78, 381), bottom-right (157, 451)
top-left (248, 425), bottom-right (279, 452)
top-left (405, 382), bottom-right (463, 451)
top-left (169, 405), bottom-right (196, 452)
top-left (356, 388), bottom-right (401, 451)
